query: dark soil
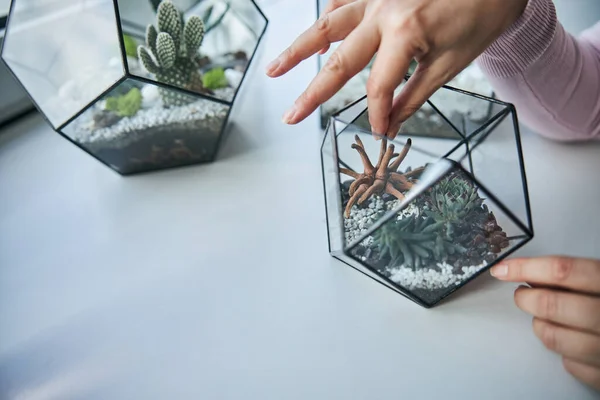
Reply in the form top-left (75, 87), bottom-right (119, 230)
top-left (86, 126), bottom-right (220, 174)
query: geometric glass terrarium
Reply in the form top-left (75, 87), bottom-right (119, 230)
top-left (321, 79), bottom-right (534, 308)
top-left (0, 0), bottom-right (267, 174)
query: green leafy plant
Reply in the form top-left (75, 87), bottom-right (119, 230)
top-left (425, 174), bottom-right (484, 239)
top-left (123, 34), bottom-right (138, 58)
top-left (202, 67), bottom-right (228, 90)
top-left (372, 214), bottom-right (466, 270)
top-left (104, 88), bottom-right (142, 117)
top-left (138, 0), bottom-right (206, 106)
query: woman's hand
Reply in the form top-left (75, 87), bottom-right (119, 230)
top-left (491, 256), bottom-right (600, 391)
top-left (266, 0), bottom-right (528, 137)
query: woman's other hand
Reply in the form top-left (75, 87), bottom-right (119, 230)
top-left (491, 256), bottom-right (600, 391)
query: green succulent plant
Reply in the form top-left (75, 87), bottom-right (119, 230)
top-left (202, 67), bottom-right (228, 90)
top-left (425, 174), bottom-right (484, 239)
top-left (372, 214), bottom-right (466, 270)
top-left (138, 0), bottom-right (206, 106)
top-left (104, 88), bottom-right (142, 117)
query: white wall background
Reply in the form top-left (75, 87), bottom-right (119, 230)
top-left (554, 0), bottom-right (600, 34)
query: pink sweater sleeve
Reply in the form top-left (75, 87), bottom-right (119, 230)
top-left (475, 0), bottom-right (600, 142)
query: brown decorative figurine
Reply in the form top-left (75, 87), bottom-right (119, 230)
top-left (340, 135), bottom-right (423, 218)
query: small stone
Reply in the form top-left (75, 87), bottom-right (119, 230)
top-left (382, 193), bottom-right (395, 202)
top-left (225, 68), bottom-right (243, 88)
top-left (93, 110), bottom-right (121, 129)
top-left (141, 85), bottom-right (160, 109)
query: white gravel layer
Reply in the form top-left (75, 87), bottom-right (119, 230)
top-left (386, 261), bottom-right (488, 291)
top-left (70, 98), bottom-right (228, 144)
top-left (344, 195), bottom-right (419, 245)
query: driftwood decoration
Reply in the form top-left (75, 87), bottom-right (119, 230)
top-left (340, 135), bottom-right (423, 218)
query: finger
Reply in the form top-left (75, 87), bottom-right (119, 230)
top-left (533, 318), bottom-right (600, 368)
top-left (266, 1), bottom-right (365, 77)
top-left (282, 22), bottom-right (380, 124)
top-left (386, 56), bottom-right (459, 139)
top-left (366, 33), bottom-right (415, 135)
top-left (323, 0), bottom-right (357, 15)
top-left (563, 358), bottom-right (600, 391)
top-left (514, 286), bottom-right (600, 335)
top-left (318, 44), bottom-right (331, 55)
top-left (318, 0), bottom-right (357, 56)
top-left (491, 255), bottom-right (600, 295)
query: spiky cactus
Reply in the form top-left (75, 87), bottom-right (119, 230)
top-left (425, 173), bottom-right (484, 239)
top-left (138, 0), bottom-right (206, 107)
top-left (372, 215), bottom-right (466, 270)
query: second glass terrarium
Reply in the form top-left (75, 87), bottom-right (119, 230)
top-left (1, 0), bottom-right (267, 174)
top-left (321, 82), bottom-right (534, 308)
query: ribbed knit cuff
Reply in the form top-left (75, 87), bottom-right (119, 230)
top-left (477, 0), bottom-right (557, 78)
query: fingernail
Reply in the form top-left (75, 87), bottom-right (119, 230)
top-left (282, 105), bottom-right (296, 124)
top-left (490, 263), bottom-right (508, 278)
top-left (265, 57), bottom-right (281, 74)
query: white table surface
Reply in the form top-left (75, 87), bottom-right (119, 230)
top-left (1, 1), bottom-right (600, 399)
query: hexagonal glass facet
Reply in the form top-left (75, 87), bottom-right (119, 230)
top-left (2, 0), bottom-right (124, 128)
top-left (1, 0), bottom-right (267, 174)
top-left (61, 77), bottom-right (230, 174)
top-left (321, 85), bottom-right (533, 308)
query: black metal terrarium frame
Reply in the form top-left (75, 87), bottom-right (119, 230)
top-left (320, 80), bottom-right (534, 308)
top-left (0, 0), bottom-right (268, 175)
top-left (0, 11), bottom-right (35, 129)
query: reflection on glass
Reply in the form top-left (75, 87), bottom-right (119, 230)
top-left (1, 0), bottom-right (123, 128)
top-left (62, 78), bottom-right (229, 174)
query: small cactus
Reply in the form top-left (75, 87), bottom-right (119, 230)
top-left (138, 0), bottom-right (206, 107)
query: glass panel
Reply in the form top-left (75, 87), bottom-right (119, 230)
top-left (1, 0), bottom-right (124, 128)
top-left (62, 78), bottom-right (229, 174)
top-left (333, 119), bottom-right (444, 250)
top-left (119, 0), bottom-right (266, 104)
top-left (334, 96), bottom-right (465, 165)
top-left (321, 121), bottom-right (344, 254)
top-left (1, 0), bottom-right (10, 16)
top-left (427, 76), bottom-right (507, 138)
top-left (348, 162), bottom-right (529, 307)
top-left (467, 108), bottom-right (530, 231)
top-left (445, 141), bottom-right (472, 174)
top-left (322, 116), bottom-right (420, 300)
